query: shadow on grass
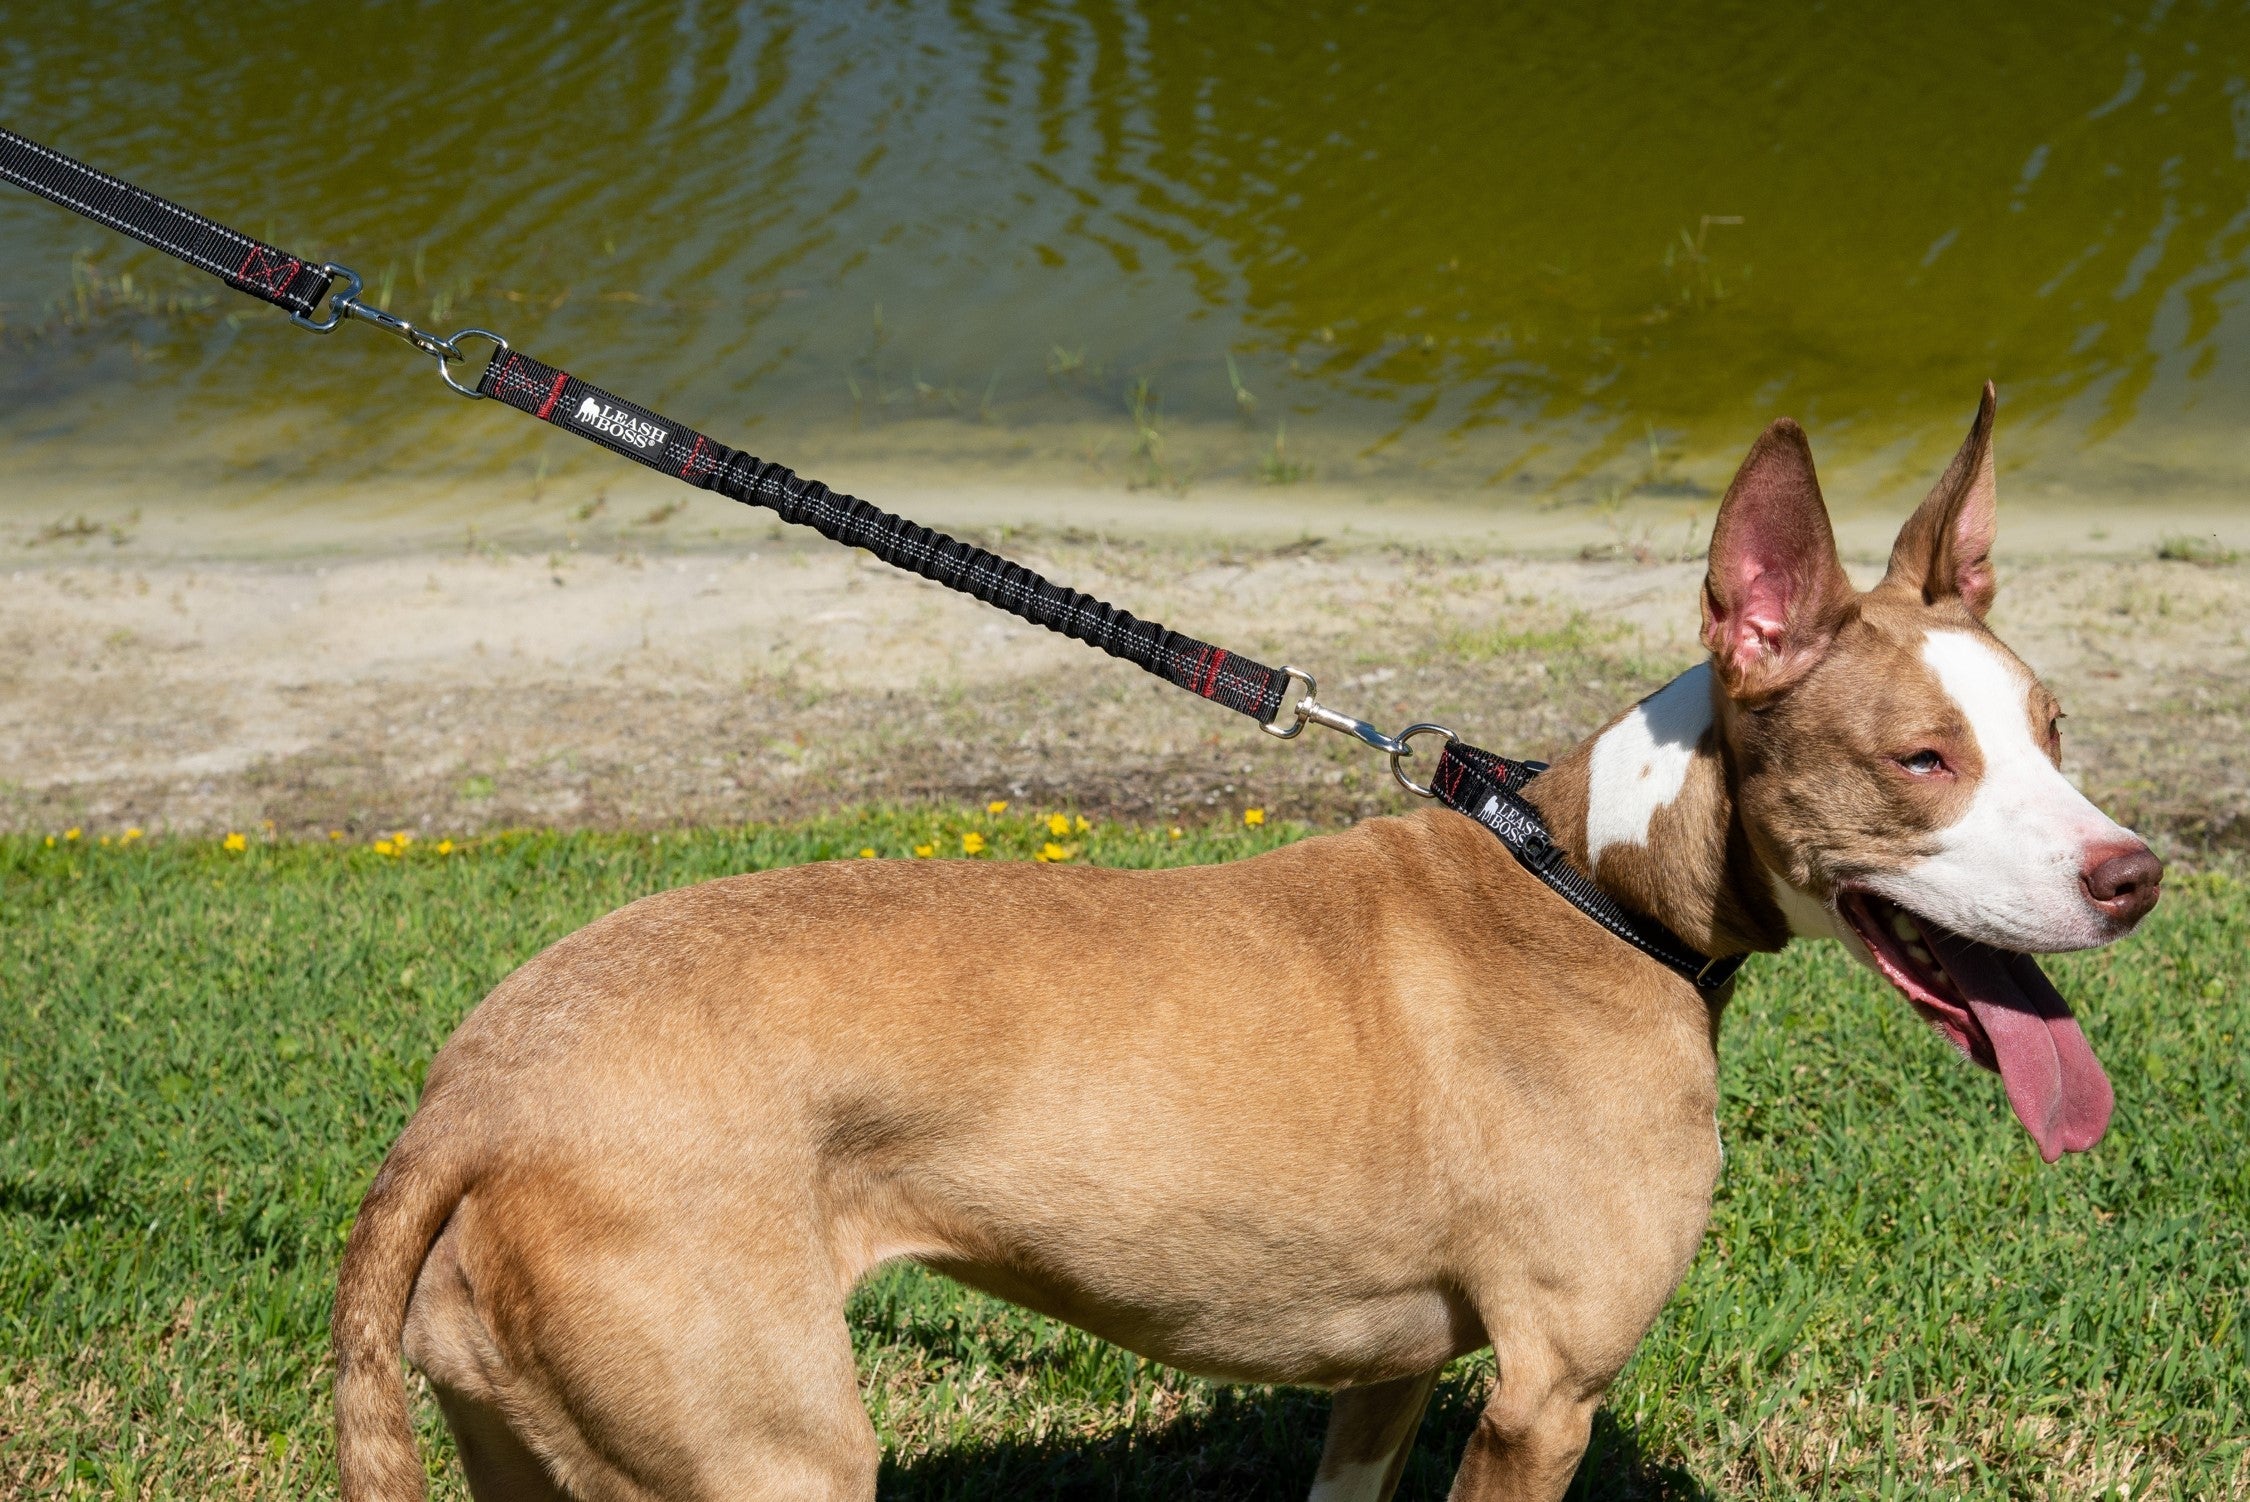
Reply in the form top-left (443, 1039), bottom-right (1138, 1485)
top-left (881, 1377), bottom-right (1712, 1501)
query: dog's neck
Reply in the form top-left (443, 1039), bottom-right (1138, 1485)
top-left (1521, 661), bottom-right (1791, 963)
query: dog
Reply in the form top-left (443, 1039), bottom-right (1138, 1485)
top-left (333, 383), bottom-right (2162, 1501)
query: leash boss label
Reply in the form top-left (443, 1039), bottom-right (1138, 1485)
top-left (1475, 793), bottom-right (1549, 854)
top-left (570, 394), bottom-right (669, 451)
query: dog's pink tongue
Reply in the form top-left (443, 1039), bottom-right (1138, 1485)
top-left (1925, 928), bottom-right (2114, 1162)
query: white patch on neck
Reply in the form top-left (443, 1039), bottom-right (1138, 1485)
top-left (1586, 663), bottom-right (1714, 869)
top-left (1862, 630), bottom-right (2132, 951)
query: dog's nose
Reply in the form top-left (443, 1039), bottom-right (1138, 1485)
top-left (2082, 843), bottom-right (2163, 925)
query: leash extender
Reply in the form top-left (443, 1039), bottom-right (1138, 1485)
top-left (0, 124), bottom-right (1744, 993)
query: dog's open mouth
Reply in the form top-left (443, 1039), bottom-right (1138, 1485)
top-left (1836, 892), bottom-right (2114, 1163)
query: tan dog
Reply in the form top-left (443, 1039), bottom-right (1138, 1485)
top-left (334, 386), bottom-right (2161, 1501)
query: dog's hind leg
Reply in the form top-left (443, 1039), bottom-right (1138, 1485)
top-left (404, 1217), bottom-right (570, 1501)
top-left (1308, 1370), bottom-right (1439, 1502)
top-left (406, 1185), bottom-right (879, 1501)
top-left (427, 1387), bottom-right (567, 1502)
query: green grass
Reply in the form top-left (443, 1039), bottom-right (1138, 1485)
top-left (1437, 609), bottom-right (1632, 665)
top-left (2, 815), bottom-right (2245, 1499)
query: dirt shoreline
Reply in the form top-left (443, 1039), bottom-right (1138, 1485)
top-left (3, 493), bottom-right (2245, 858)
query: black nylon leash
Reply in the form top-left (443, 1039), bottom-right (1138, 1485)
top-left (474, 349), bottom-right (1290, 723)
top-left (0, 125), bottom-right (1743, 993)
top-left (0, 126), bottom-right (333, 317)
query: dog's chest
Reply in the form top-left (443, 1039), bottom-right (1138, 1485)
top-left (1437, 1020), bottom-right (1725, 1276)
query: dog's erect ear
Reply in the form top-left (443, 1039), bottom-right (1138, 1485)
top-left (1701, 418), bottom-right (1855, 704)
top-left (1884, 382), bottom-right (1999, 618)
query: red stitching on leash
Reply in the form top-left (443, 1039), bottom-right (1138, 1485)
top-left (680, 434), bottom-right (706, 479)
top-left (232, 245), bottom-right (300, 296)
top-left (1199, 648), bottom-right (1228, 698)
top-left (535, 370), bottom-right (569, 420)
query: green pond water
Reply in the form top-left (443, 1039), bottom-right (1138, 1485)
top-left (3, 1), bottom-right (2248, 525)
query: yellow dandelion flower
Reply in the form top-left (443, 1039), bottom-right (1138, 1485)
top-left (1046, 812), bottom-right (1071, 837)
top-left (913, 843), bottom-right (935, 858)
top-left (64, 827), bottom-right (81, 842)
top-left (1243, 808), bottom-right (1265, 827)
top-left (328, 830), bottom-right (344, 842)
top-left (961, 832), bottom-right (987, 855)
top-left (99, 835), bottom-right (112, 847)
top-left (436, 839), bottom-right (454, 856)
top-left (858, 847), bottom-right (877, 859)
top-left (373, 839), bottom-right (395, 856)
top-left (121, 827), bottom-right (143, 844)
top-left (1170, 826), bottom-right (1184, 839)
top-left (222, 832), bottom-right (247, 853)
top-left (44, 835), bottom-right (54, 848)
top-left (394, 830), bottom-right (413, 846)
top-left (1037, 842), bottom-right (1070, 862)
top-left (987, 799), bottom-right (1009, 815)
top-left (1073, 814), bottom-right (1091, 833)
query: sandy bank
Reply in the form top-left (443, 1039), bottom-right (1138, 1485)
top-left (2, 479), bottom-right (2243, 855)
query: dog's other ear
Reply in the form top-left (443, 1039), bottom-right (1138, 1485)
top-left (1884, 381), bottom-right (1998, 617)
top-left (1701, 417), bottom-right (1855, 704)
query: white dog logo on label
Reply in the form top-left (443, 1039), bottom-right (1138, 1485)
top-left (570, 394), bottom-right (669, 451)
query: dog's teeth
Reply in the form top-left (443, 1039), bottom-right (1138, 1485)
top-left (1891, 911), bottom-right (1921, 942)
top-left (1908, 942), bottom-right (1933, 965)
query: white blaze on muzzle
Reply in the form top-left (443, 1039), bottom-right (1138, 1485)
top-left (1863, 630), bottom-right (2133, 953)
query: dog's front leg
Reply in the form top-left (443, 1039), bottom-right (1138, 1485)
top-left (1443, 1347), bottom-right (1598, 1502)
top-left (1306, 1369), bottom-right (1439, 1501)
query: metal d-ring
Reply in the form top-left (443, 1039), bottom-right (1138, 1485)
top-left (1260, 666), bottom-right (1318, 739)
top-left (1390, 722), bottom-right (1459, 798)
top-left (288, 263), bottom-right (362, 334)
top-left (435, 328), bottom-right (510, 399)
top-left (290, 264), bottom-right (510, 394)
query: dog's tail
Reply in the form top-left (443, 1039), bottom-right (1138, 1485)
top-left (332, 1101), bottom-right (474, 1502)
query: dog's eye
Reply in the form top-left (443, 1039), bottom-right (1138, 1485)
top-left (1898, 749), bottom-right (1947, 777)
